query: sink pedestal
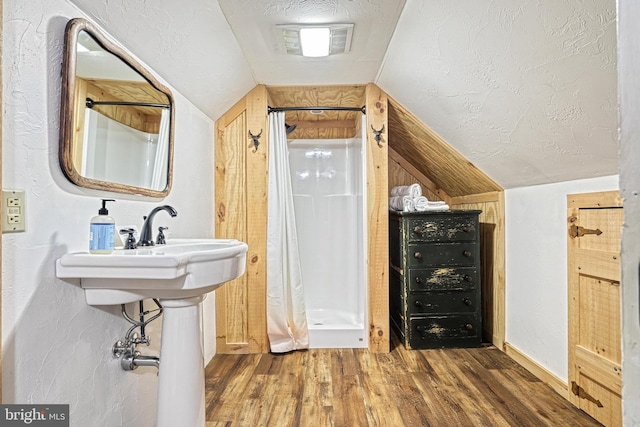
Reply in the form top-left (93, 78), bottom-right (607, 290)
top-left (157, 296), bottom-right (206, 427)
top-left (55, 238), bottom-right (249, 426)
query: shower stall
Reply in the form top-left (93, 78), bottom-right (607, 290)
top-left (287, 132), bottom-right (368, 348)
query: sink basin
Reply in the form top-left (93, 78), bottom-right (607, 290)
top-left (56, 239), bottom-right (248, 305)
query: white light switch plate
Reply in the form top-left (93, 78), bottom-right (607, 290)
top-left (2, 189), bottom-right (26, 233)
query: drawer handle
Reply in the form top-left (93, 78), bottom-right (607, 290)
top-left (463, 298), bottom-right (472, 306)
top-left (415, 277), bottom-right (422, 284)
top-left (465, 323), bottom-right (474, 331)
top-left (463, 274), bottom-right (473, 282)
top-left (414, 252), bottom-right (422, 259)
top-left (416, 325), bottom-right (424, 332)
top-left (463, 250), bottom-right (472, 257)
top-left (462, 226), bottom-right (471, 233)
top-left (414, 300), bottom-right (422, 307)
top-left (413, 226), bottom-right (423, 235)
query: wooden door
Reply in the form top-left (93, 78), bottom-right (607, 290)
top-left (567, 191), bottom-right (623, 426)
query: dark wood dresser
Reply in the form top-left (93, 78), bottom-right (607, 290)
top-left (389, 210), bottom-right (482, 349)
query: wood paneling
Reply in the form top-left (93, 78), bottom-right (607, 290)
top-left (365, 83), bottom-right (389, 353)
top-left (266, 85), bottom-right (365, 139)
top-left (388, 97), bottom-right (501, 198)
top-left (388, 147), bottom-right (452, 204)
top-left (450, 192), bottom-right (505, 349)
top-left (205, 339), bottom-right (601, 426)
top-left (80, 78), bottom-right (165, 133)
top-left (245, 86), bottom-right (269, 353)
top-left (214, 85), bottom-right (269, 353)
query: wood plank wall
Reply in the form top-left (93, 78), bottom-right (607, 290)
top-left (215, 85), bottom-right (269, 353)
top-left (267, 85), bottom-right (364, 140)
top-left (80, 78), bottom-right (164, 133)
top-left (451, 192), bottom-right (505, 349)
top-left (387, 97), bottom-right (501, 198)
top-left (388, 147), bottom-right (452, 205)
top-left (365, 83), bottom-right (390, 352)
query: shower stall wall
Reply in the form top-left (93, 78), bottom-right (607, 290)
top-left (288, 136), bottom-right (368, 348)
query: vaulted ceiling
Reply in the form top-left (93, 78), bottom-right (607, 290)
top-left (69, 0), bottom-right (618, 189)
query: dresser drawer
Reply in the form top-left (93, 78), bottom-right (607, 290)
top-left (407, 243), bottom-right (479, 267)
top-left (408, 290), bottom-right (478, 315)
top-left (408, 315), bottom-right (481, 349)
top-left (408, 267), bottom-right (478, 291)
top-left (406, 216), bottom-right (478, 243)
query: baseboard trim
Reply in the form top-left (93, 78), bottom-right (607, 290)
top-left (503, 342), bottom-right (568, 398)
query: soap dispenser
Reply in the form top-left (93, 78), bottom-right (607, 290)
top-left (89, 199), bottom-right (116, 254)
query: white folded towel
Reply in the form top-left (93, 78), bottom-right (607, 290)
top-left (390, 185), bottom-right (449, 212)
top-left (414, 196), bottom-right (449, 212)
top-left (391, 184), bottom-right (422, 198)
top-left (402, 197), bottom-right (415, 212)
top-left (389, 195), bottom-right (415, 212)
top-left (388, 196), bottom-right (402, 210)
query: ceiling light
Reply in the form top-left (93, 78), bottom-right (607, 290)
top-left (277, 24), bottom-right (354, 57)
top-left (300, 27), bottom-right (330, 57)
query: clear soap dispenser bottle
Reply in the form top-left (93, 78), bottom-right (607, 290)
top-left (90, 199), bottom-right (116, 254)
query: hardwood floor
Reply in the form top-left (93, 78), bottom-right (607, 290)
top-left (205, 339), bottom-right (601, 426)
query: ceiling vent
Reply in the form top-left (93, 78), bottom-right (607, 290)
top-left (277, 24), bottom-right (354, 57)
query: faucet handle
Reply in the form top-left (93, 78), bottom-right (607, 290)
top-left (119, 228), bottom-right (137, 250)
top-left (156, 226), bottom-right (168, 245)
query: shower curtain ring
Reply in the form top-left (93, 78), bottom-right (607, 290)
top-left (249, 129), bottom-right (262, 152)
top-left (371, 124), bottom-right (385, 147)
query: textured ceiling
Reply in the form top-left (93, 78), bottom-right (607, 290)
top-left (68, 0), bottom-right (619, 189)
top-left (217, 0), bottom-right (405, 85)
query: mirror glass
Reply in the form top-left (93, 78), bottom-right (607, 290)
top-left (60, 18), bottom-right (174, 197)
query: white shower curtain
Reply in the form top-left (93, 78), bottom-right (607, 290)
top-left (266, 111), bottom-right (309, 353)
top-left (150, 108), bottom-right (170, 191)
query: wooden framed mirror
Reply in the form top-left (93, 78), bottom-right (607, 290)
top-left (59, 18), bottom-right (174, 197)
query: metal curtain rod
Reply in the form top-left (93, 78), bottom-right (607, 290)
top-left (86, 98), bottom-right (170, 109)
top-left (267, 106), bottom-right (366, 114)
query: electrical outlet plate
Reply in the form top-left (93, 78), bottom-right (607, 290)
top-left (2, 189), bottom-right (26, 233)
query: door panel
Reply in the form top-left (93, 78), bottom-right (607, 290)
top-left (578, 276), bottom-right (621, 362)
top-left (568, 191), bottom-right (623, 426)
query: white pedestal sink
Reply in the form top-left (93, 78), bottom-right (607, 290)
top-left (55, 239), bottom-right (248, 427)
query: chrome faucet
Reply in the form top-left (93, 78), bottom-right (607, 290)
top-left (137, 205), bottom-right (178, 246)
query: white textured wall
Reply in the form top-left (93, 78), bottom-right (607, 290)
top-left (505, 175), bottom-right (618, 381)
top-left (618, 1), bottom-right (640, 425)
top-left (377, 0), bottom-right (618, 189)
top-left (3, 1), bottom-right (216, 426)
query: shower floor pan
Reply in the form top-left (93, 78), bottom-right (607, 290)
top-left (307, 309), bottom-right (367, 349)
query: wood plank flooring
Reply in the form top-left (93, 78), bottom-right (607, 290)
top-left (205, 340), bottom-right (601, 426)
